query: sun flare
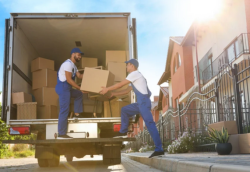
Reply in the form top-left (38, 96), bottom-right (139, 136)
top-left (190, 0), bottom-right (223, 21)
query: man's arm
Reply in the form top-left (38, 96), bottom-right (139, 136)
top-left (111, 86), bottom-right (133, 97)
top-left (65, 71), bottom-right (81, 90)
top-left (100, 79), bottom-right (130, 95)
top-left (76, 71), bottom-right (83, 79)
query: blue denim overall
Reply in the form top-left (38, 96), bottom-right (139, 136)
top-left (55, 59), bottom-right (83, 136)
top-left (119, 77), bottom-right (163, 152)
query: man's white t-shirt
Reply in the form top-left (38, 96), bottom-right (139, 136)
top-left (58, 59), bottom-right (78, 82)
top-left (126, 71), bottom-right (148, 94)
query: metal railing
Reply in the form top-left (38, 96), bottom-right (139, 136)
top-left (202, 33), bottom-right (250, 84)
top-left (127, 57), bottom-right (250, 152)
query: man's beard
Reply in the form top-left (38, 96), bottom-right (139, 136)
top-left (74, 55), bottom-right (81, 62)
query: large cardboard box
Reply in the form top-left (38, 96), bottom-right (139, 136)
top-left (12, 92), bottom-right (32, 104)
top-left (228, 134), bottom-right (239, 154)
top-left (31, 57), bottom-right (54, 72)
top-left (71, 94), bottom-right (103, 113)
top-left (17, 102), bottom-right (37, 119)
top-left (33, 87), bottom-right (58, 106)
top-left (80, 68), bottom-right (115, 93)
top-left (208, 121), bottom-right (238, 135)
top-left (112, 82), bottom-right (131, 102)
top-left (239, 133), bottom-right (250, 154)
top-left (104, 100), bottom-right (130, 117)
top-left (107, 62), bottom-right (127, 81)
top-left (37, 105), bottom-right (58, 119)
top-left (106, 51), bottom-right (127, 66)
top-left (32, 69), bottom-right (57, 90)
top-left (88, 92), bottom-right (114, 101)
top-left (77, 57), bottom-right (98, 68)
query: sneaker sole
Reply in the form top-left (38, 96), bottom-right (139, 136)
top-left (57, 137), bottom-right (73, 139)
top-left (113, 136), bottom-right (128, 138)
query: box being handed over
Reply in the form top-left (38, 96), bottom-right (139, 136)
top-left (80, 67), bottom-right (115, 94)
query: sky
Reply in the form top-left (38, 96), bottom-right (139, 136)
top-left (0, 0), bottom-right (198, 101)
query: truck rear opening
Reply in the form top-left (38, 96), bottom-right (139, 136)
top-left (2, 13), bottom-right (138, 167)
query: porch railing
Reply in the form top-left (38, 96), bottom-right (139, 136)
top-left (202, 33), bottom-right (250, 84)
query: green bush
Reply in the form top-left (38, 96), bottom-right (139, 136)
top-left (12, 144), bottom-right (28, 152)
top-left (138, 142), bottom-right (155, 153)
top-left (0, 99), bottom-right (37, 158)
top-left (14, 150), bottom-right (34, 158)
top-left (167, 131), bottom-right (206, 154)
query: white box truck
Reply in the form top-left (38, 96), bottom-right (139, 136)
top-left (1, 13), bottom-right (138, 167)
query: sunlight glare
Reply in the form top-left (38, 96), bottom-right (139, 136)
top-left (190, 0), bottom-right (223, 21)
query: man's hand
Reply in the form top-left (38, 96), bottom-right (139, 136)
top-left (100, 87), bottom-right (109, 95)
top-left (81, 91), bottom-right (88, 94)
top-left (109, 92), bottom-right (116, 99)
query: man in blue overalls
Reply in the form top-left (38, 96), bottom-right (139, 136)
top-left (100, 59), bottom-right (164, 158)
top-left (55, 48), bottom-right (86, 139)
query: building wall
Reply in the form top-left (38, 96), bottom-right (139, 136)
top-left (171, 42), bottom-right (194, 108)
top-left (168, 81), bottom-right (173, 107)
top-left (162, 95), bottom-right (169, 113)
top-left (171, 42), bottom-right (185, 108)
top-left (194, 0), bottom-right (248, 63)
top-left (183, 46), bottom-right (195, 91)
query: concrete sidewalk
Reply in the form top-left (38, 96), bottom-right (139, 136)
top-left (122, 152), bottom-right (250, 172)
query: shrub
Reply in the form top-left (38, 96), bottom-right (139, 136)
top-left (125, 148), bottom-right (136, 153)
top-left (138, 142), bottom-right (155, 153)
top-left (12, 144), bottom-right (28, 152)
top-left (14, 150), bottom-right (34, 158)
top-left (167, 131), bottom-right (206, 154)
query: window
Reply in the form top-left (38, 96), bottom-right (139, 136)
top-left (227, 39), bottom-right (239, 63)
top-left (208, 55), bottom-right (213, 78)
top-left (174, 58), bottom-right (177, 73)
top-left (175, 98), bottom-right (179, 108)
top-left (194, 66), bottom-right (197, 83)
top-left (177, 53), bottom-right (181, 67)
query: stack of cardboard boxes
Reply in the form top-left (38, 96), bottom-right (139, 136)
top-left (104, 51), bottom-right (130, 117)
top-left (12, 92), bottom-right (35, 119)
top-left (79, 50), bottom-right (131, 117)
top-left (31, 57), bottom-right (58, 119)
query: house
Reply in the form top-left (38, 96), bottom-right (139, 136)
top-left (157, 0), bottom-right (250, 139)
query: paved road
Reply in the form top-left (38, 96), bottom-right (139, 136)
top-left (0, 155), bottom-right (162, 172)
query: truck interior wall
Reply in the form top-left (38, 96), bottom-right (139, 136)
top-left (12, 23), bottom-right (39, 93)
top-left (15, 18), bottom-right (129, 71)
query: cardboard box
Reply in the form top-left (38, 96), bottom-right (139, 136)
top-left (33, 87), bottom-right (58, 106)
top-left (71, 94), bottom-right (103, 113)
top-left (17, 102), bottom-right (37, 119)
top-left (75, 66), bottom-right (103, 85)
top-left (77, 57), bottom-right (98, 68)
top-left (239, 133), bottom-right (250, 154)
top-left (32, 69), bottom-right (57, 90)
top-left (31, 57), bottom-right (54, 72)
top-left (104, 100), bottom-right (130, 117)
top-left (208, 121), bottom-right (238, 135)
top-left (228, 134), bottom-right (239, 154)
top-left (106, 51), bottom-right (127, 66)
top-left (37, 105), bottom-right (58, 119)
top-left (88, 92), bottom-right (116, 101)
top-left (112, 82), bottom-right (131, 102)
top-left (107, 62), bottom-right (127, 81)
top-left (80, 68), bottom-right (115, 93)
top-left (12, 92), bottom-right (32, 104)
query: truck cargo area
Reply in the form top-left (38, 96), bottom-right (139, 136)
top-left (9, 17), bottom-right (131, 123)
top-left (2, 13), bottom-right (137, 167)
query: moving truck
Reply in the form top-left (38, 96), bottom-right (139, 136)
top-left (1, 13), bottom-right (138, 167)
